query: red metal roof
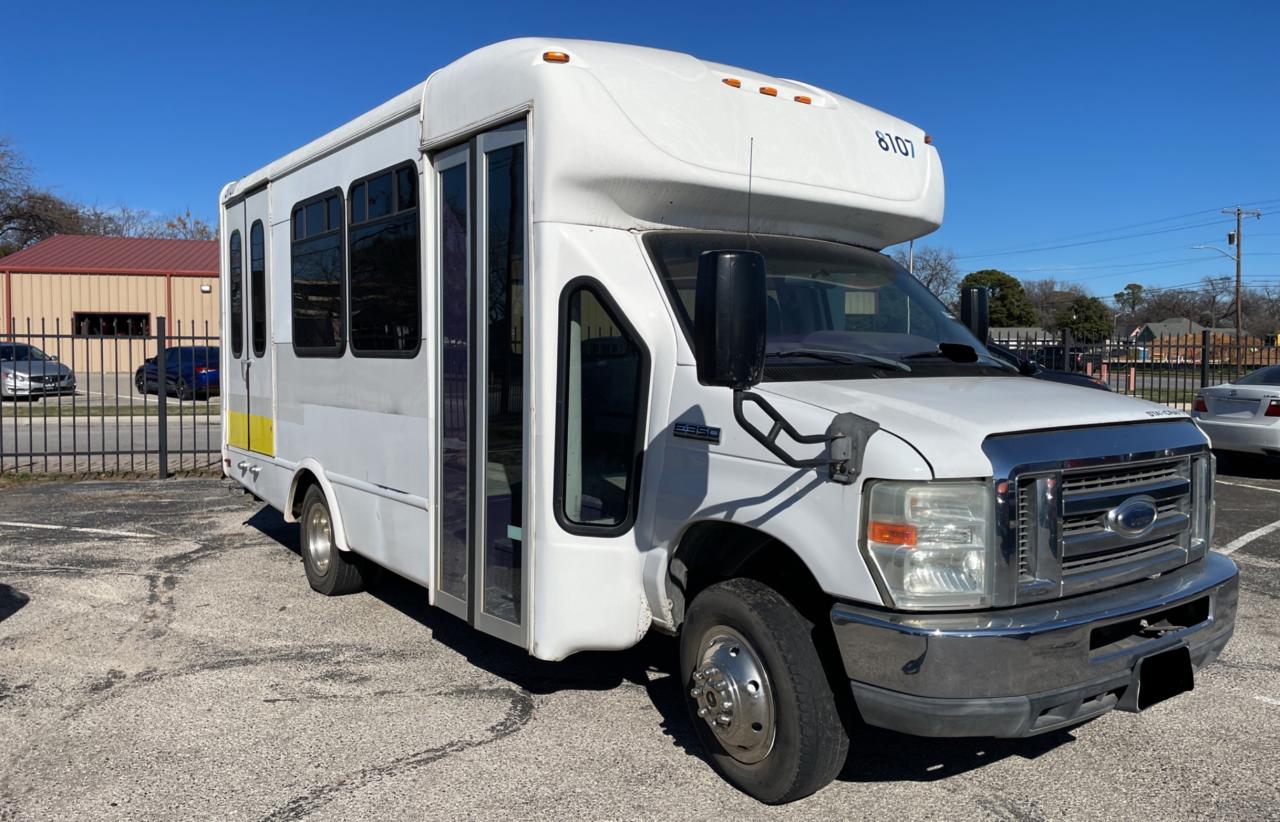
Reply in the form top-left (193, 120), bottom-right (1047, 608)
top-left (0, 234), bottom-right (218, 276)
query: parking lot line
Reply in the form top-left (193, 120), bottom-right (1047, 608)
top-left (1218, 518), bottom-right (1280, 555)
top-left (1217, 480), bottom-right (1280, 495)
top-left (0, 520), bottom-right (154, 539)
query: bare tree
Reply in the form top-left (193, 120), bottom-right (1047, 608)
top-left (1022, 278), bottom-right (1087, 328)
top-left (890, 244), bottom-right (960, 305)
top-left (156, 208), bottom-right (216, 240)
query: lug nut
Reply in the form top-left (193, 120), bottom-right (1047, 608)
top-left (697, 707), bottom-right (710, 718)
top-left (716, 714), bottom-right (732, 726)
top-left (689, 687), bottom-right (702, 698)
top-left (693, 671), bottom-right (705, 682)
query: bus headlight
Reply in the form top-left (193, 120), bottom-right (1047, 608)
top-left (863, 481), bottom-right (995, 609)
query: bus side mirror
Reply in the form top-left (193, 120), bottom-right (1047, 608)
top-left (694, 250), bottom-right (767, 389)
top-left (960, 286), bottom-right (990, 343)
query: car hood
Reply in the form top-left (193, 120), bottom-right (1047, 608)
top-left (2, 360), bottom-right (71, 378)
top-left (758, 375), bottom-right (1191, 477)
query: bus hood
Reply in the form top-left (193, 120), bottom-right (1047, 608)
top-left (758, 376), bottom-right (1194, 478)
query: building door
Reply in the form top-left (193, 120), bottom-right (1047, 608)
top-left (433, 123), bottom-right (528, 646)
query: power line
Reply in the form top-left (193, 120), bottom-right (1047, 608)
top-left (956, 218), bottom-right (1234, 260)
top-left (955, 196), bottom-right (1280, 259)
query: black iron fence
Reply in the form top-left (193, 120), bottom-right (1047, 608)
top-left (992, 329), bottom-right (1280, 408)
top-left (1, 316), bottom-right (220, 476)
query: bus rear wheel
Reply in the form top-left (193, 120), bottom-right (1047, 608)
top-left (299, 485), bottom-right (367, 596)
top-left (680, 577), bottom-right (848, 804)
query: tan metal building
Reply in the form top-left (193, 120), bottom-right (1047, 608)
top-left (1, 234), bottom-right (218, 371)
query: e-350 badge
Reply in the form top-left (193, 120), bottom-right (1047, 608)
top-left (673, 422), bottom-right (721, 444)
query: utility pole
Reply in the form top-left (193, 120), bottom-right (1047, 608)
top-left (1223, 206), bottom-right (1263, 339)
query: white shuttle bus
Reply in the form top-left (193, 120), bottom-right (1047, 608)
top-left (221, 39), bottom-right (1237, 802)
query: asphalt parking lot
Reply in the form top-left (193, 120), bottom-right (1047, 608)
top-left (1, 462), bottom-right (1278, 821)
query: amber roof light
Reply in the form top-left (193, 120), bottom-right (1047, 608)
top-left (759, 86), bottom-right (777, 97)
top-left (543, 51), bottom-right (570, 63)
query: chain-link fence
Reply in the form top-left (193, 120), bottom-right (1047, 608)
top-left (1, 316), bottom-right (219, 476)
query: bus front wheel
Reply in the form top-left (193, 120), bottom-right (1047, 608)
top-left (680, 577), bottom-right (848, 804)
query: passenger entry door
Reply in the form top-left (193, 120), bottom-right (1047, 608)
top-left (433, 123), bottom-right (528, 646)
top-left (243, 189), bottom-right (274, 456)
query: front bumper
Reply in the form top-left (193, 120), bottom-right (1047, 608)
top-left (3, 381), bottom-right (75, 397)
top-left (831, 551), bottom-right (1238, 738)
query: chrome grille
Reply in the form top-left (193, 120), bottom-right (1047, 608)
top-left (1013, 455), bottom-right (1198, 600)
top-left (1060, 461), bottom-right (1182, 494)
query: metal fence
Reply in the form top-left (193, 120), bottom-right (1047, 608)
top-left (992, 329), bottom-right (1280, 408)
top-left (1, 316), bottom-right (219, 476)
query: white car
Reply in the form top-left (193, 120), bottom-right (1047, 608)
top-left (1192, 365), bottom-right (1280, 457)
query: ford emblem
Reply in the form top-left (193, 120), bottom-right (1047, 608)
top-left (1106, 495), bottom-right (1159, 538)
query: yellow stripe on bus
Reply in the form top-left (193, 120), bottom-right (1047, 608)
top-left (227, 410), bottom-right (274, 456)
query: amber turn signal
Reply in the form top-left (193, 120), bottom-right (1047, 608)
top-left (869, 521), bottom-right (917, 547)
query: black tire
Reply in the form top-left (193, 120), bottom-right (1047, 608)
top-left (175, 378), bottom-right (192, 401)
top-left (135, 373), bottom-right (147, 394)
top-left (298, 485), bottom-right (366, 596)
top-left (680, 578), bottom-right (848, 804)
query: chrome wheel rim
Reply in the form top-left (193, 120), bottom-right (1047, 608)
top-left (690, 625), bottom-right (776, 764)
top-left (305, 504), bottom-right (333, 575)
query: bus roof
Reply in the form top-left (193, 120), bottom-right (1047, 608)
top-left (223, 38), bottom-right (943, 249)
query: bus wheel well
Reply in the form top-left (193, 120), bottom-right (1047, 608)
top-left (668, 521), bottom-right (829, 629)
top-left (289, 469), bottom-right (322, 521)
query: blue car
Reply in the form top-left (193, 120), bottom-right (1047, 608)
top-left (135, 346), bottom-right (220, 400)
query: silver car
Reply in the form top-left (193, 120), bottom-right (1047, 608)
top-left (0, 343), bottom-right (77, 399)
top-left (1192, 364), bottom-right (1280, 457)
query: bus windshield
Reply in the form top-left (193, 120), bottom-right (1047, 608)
top-left (645, 232), bottom-right (1013, 380)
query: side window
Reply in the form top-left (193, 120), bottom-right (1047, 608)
top-left (250, 220), bottom-right (267, 358)
top-left (556, 281), bottom-right (649, 533)
top-left (228, 230), bottom-right (243, 358)
top-left (348, 163), bottom-right (420, 355)
top-left (290, 190), bottom-right (345, 356)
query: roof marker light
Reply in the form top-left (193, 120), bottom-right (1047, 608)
top-left (924, 134), bottom-right (934, 145)
top-left (543, 51), bottom-right (570, 63)
top-left (794, 95), bottom-right (812, 104)
top-left (722, 77), bottom-right (742, 88)
top-left (759, 86), bottom-right (778, 97)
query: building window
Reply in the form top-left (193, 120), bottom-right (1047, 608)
top-left (250, 220), bottom-right (267, 358)
top-left (348, 162), bottom-right (420, 355)
top-left (73, 312), bottom-right (150, 338)
top-left (290, 190), bottom-right (344, 356)
top-left (228, 229), bottom-right (244, 358)
top-left (555, 281), bottom-right (649, 533)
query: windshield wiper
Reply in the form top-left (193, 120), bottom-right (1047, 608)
top-left (903, 343), bottom-right (1018, 372)
top-left (767, 348), bottom-right (911, 372)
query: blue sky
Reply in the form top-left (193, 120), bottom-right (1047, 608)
top-left (3, 0), bottom-right (1277, 299)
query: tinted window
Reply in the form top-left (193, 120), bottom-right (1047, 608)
top-left (558, 285), bottom-right (646, 530)
top-left (290, 190), bottom-right (344, 355)
top-left (250, 221), bottom-right (267, 357)
top-left (438, 161), bottom-right (469, 601)
top-left (348, 163), bottom-right (419, 354)
top-left (228, 230), bottom-right (243, 357)
top-left (367, 171), bottom-right (392, 219)
top-left (1237, 365), bottom-right (1280, 386)
top-left (351, 183), bottom-right (366, 223)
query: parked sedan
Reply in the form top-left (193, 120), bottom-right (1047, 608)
top-left (1192, 365), bottom-right (1280, 457)
top-left (0, 343), bottom-right (76, 399)
top-left (135, 346), bottom-right (220, 400)
top-left (986, 342), bottom-right (1111, 391)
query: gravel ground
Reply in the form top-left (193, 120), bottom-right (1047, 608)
top-left (1, 461), bottom-right (1278, 821)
